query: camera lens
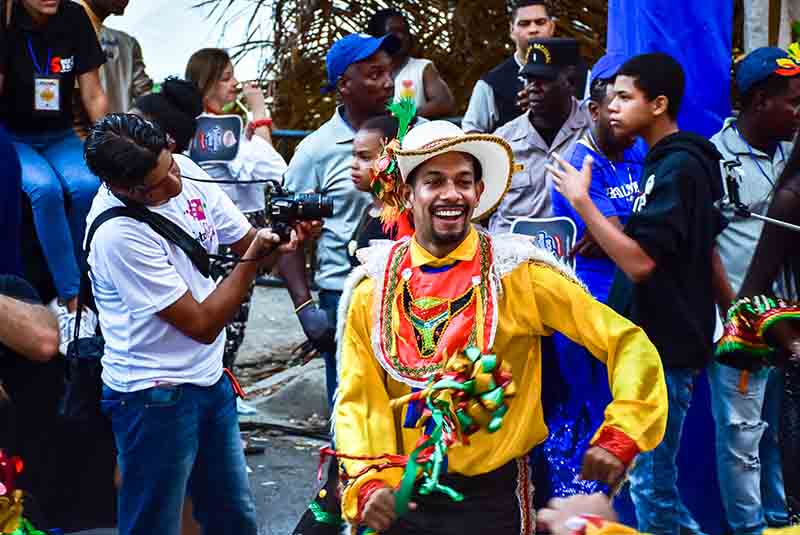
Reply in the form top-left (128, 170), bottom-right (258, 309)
top-left (294, 193), bottom-right (334, 219)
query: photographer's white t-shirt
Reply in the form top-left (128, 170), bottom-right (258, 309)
top-left (85, 154), bottom-right (251, 393)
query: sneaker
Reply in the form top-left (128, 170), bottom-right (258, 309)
top-left (51, 300), bottom-right (76, 355)
top-left (50, 300), bottom-right (98, 355)
top-left (77, 307), bottom-right (98, 339)
top-left (236, 398), bottom-right (258, 415)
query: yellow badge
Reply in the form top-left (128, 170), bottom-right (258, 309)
top-left (34, 75), bottom-right (60, 113)
top-left (528, 43), bottom-right (552, 65)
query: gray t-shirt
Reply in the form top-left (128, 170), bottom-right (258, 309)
top-left (710, 117), bottom-right (791, 293)
top-left (283, 107), bottom-right (373, 292)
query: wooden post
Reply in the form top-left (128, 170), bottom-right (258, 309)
top-left (769, 0), bottom-right (782, 45)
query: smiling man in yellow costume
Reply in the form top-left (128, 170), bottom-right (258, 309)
top-left (332, 118), bottom-right (668, 535)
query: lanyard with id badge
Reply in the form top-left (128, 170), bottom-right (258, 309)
top-left (27, 37), bottom-right (60, 115)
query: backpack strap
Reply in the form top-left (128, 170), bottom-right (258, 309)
top-left (70, 203), bottom-right (213, 353)
top-left (84, 206), bottom-right (138, 257)
top-left (70, 207), bottom-right (138, 355)
top-left (116, 197), bottom-right (212, 278)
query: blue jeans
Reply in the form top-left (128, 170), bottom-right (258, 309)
top-left (11, 129), bottom-right (100, 301)
top-left (0, 125), bottom-right (22, 276)
top-left (101, 374), bottom-right (258, 535)
top-left (709, 363), bottom-right (788, 534)
top-left (319, 289), bottom-right (342, 408)
top-left (629, 368), bottom-right (703, 535)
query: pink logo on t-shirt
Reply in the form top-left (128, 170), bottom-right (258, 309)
top-left (187, 199), bottom-right (207, 221)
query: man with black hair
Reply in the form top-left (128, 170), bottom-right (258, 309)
top-left (708, 46), bottom-right (800, 535)
top-left (488, 37), bottom-right (590, 233)
top-left (83, 113), bottom-right (312, 535)
top-left (548, 52), bottom-right (725, 535)
top-left (463, 0), bottom-right (555, 134)
top-left (367, 8), bottom-right (455, 119)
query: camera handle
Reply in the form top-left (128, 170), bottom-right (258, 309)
top-left (724, 160), bottom-right (800, 234)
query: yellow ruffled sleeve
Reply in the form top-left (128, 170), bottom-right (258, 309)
top-left (333, 278), bottom-right (404, 523)
top-left (526, 263), bottom-right (668, 462)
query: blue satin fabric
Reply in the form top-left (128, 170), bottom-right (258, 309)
top-left (531, 334), bottom-right (612, 507)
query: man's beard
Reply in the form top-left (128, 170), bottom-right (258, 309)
top-left (599, 125), bottom-right (634, 155)
top-left (430, 224), bottom-right (469, 246)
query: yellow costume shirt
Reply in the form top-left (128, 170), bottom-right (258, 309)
top-left (334, 228), bottom-right (668, 522)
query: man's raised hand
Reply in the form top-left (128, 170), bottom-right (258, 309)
top-left (547, 153), bottom-right (594, 208)
top-left (580, 446), bottom-right (625, 488)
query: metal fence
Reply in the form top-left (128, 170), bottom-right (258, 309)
top-left (270, 116), bottom-right (463, 160)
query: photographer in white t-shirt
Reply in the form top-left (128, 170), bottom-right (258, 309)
top-left (82, 113), bottom-right (316, 535)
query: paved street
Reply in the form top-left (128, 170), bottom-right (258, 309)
top-left (246, 432), bottom-right (325, 535)
top-left (239, 286), bottom-right (328, 534)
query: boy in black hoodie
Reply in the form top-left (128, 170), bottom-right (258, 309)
top-left (547, 53), bottom-right (724, 535)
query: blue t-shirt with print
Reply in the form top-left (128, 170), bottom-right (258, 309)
top-left (551, 138), bottom-right (646, 302)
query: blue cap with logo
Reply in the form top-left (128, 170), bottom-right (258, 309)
top-left (589, 53), bottom-right (628, 87)
top-left (323, 33), bottom-right (401, 93)
top-left (736, 46), bottom-right (800, 95)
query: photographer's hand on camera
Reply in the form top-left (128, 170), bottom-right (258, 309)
top-left (249, 221), bottom-right (320, 270)
top-left (248, 227), bottom-right (292, 270)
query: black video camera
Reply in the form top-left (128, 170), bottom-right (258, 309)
top-left (264, 180), bottom-right (334, 241)
top-left (722, 160), bottom-right (751, 218)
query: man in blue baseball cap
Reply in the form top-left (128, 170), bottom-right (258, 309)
top-left (589, 52), bottom-right (627, 87)
top-left (282, 31), bottom-right (399, 535)
top-left (709, 45), bottom-right (800, 535)
top-left (554, 51), bottom-right (642, 301)
top-left (323, 32), bottom-right (400, 93)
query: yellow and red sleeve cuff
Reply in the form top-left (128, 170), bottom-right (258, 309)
top-left (340, 466), bottom-right (404, 524)
top-left (356, 480), bottom-right (389, 522)
top-left (592, 426), bottom-right (640, 466)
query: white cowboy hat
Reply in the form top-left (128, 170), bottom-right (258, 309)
top-left (395, 120), bottom-right (514, 222)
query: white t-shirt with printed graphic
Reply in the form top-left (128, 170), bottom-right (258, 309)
top-left (85, 154), bottom-right (251, 393)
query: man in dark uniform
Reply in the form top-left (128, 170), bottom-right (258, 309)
top-left (462, 0), bottom-right (555, 133)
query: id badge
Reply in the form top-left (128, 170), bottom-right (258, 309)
top-left (33, 75), bottom-right (60, 113)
